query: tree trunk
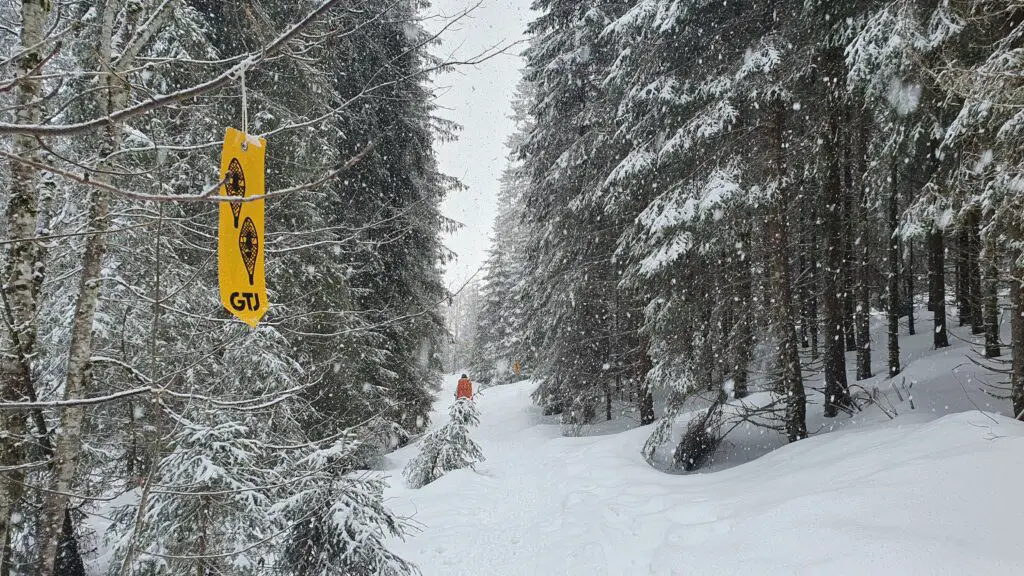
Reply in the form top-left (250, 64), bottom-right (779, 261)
top-left (855, 237), bottom-right (872, 381)
top-left (1011, 256), bottom-right (1024, 420)
top-left (732, 236), bottom-right (753, 400)
top-left (55, 509), bottom-right (86, 576)
top-left (930, 229), bottom-right (950, 349)
top-left (798, 252), bottom-right (810, 349)
top-left (0, 1), bottom-right (48, 570)
top-left (810, 279), bottom-right (819, 359)
top-left (905, 241), bottom-right (916, 335)
top-left (39, 183), bottom-right (112, 576)
top-left (927, 233), bottom-right (936, 312)
top-left (841, 170), bottom-right (857, 353)
top-left (807, 220), bottom-right (820, 361)
top-left (967, 210), bottom-right (985, 335)
top-left (637, 347), bottom-right (655, 426)
top-left (821, 108), bottom-right (851, 418)
top-left (853, 109), bottom-right (872, 381)
top-left (772, 105), bottom-right (806, 442)
top-left (604, 386), bottom-right (612, 421)
top-left (957, 228), bottom-right (970, 326)
top-left (39, 1), bottom-right (119, 571)
top-left (843, 281), bottom-right (857, 352)
top-left (984, 236), bottom-right (1001, 358)
top-left (887, 155), bottom-right (901, 377)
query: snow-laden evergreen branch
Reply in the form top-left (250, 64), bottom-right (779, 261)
top-left (404, 399), bottom-right (485, 489)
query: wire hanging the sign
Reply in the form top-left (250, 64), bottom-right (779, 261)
top-left (240, 69), bottom-right (249, 144)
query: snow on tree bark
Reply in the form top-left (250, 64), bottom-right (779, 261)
top-left (0, 0), bottom-right (48, 568)
top-left (38, 0), bottom-right (120, 565)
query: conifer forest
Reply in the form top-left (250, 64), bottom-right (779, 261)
top-left (0, 0), bottom-right (1023, 574)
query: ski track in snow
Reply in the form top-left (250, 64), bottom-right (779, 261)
top-left (385, 316), bottom-right (1021, 575)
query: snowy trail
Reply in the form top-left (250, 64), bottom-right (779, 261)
top-left (383, 377), bottom-right (1022, 575)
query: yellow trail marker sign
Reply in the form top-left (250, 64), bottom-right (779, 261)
top-left (513, 361), bottom-right (521, 376)
top-left (218, 127), bottom-right (268, 327)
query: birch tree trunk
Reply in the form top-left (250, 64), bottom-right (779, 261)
top-left (38, 1), bottom-right (120, 571)
top-left (0, 1), bottom-right (48, 569)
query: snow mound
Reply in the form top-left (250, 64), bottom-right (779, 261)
top-left (385, 381), bottom-right (1021, 575)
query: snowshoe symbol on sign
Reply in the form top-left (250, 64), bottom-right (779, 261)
top-left (225, 158), bottom-right (246, 228)
top-left (238, 217), bottom-right (259, 285)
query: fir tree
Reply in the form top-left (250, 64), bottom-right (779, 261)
top-left (403, 399), bottom-right (485, 489)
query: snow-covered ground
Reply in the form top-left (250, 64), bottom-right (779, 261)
top-left (384, 313), bottom-right (1022, 575)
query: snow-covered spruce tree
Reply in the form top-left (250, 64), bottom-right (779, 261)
top-left (604, 0), bottom-right (812, 445)
top-left (471, 81), bottom-right (537, 386)
top-left (485, 0), bottom-right (1024, 467)
top-left (470, 178), bottom-right (528, 386)
top-left (275, 434), bottom-right (420, 576)
top-left (102, 1), bottom-right (450, 572)
top-left (520, 0), bottom-right (656, 429)
top-left (105, 324), bottom-right (304, 574)
top-left (846, 0), bottom-right (963, 367)
top-left (321, 0), bottom-right (452, 438)
top-left (403, 399), bottom-right (484, 489)
top-left (604, 0), bottom-right (752, 397)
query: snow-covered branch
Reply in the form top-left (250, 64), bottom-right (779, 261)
top-left (0, 0), bottom-right (347, 137)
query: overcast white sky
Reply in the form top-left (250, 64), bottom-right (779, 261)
top-left (427, 0), bottom-right (532, 290)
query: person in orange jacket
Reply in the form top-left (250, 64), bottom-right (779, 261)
top-left (456, 374), bottom-right (474, 399)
